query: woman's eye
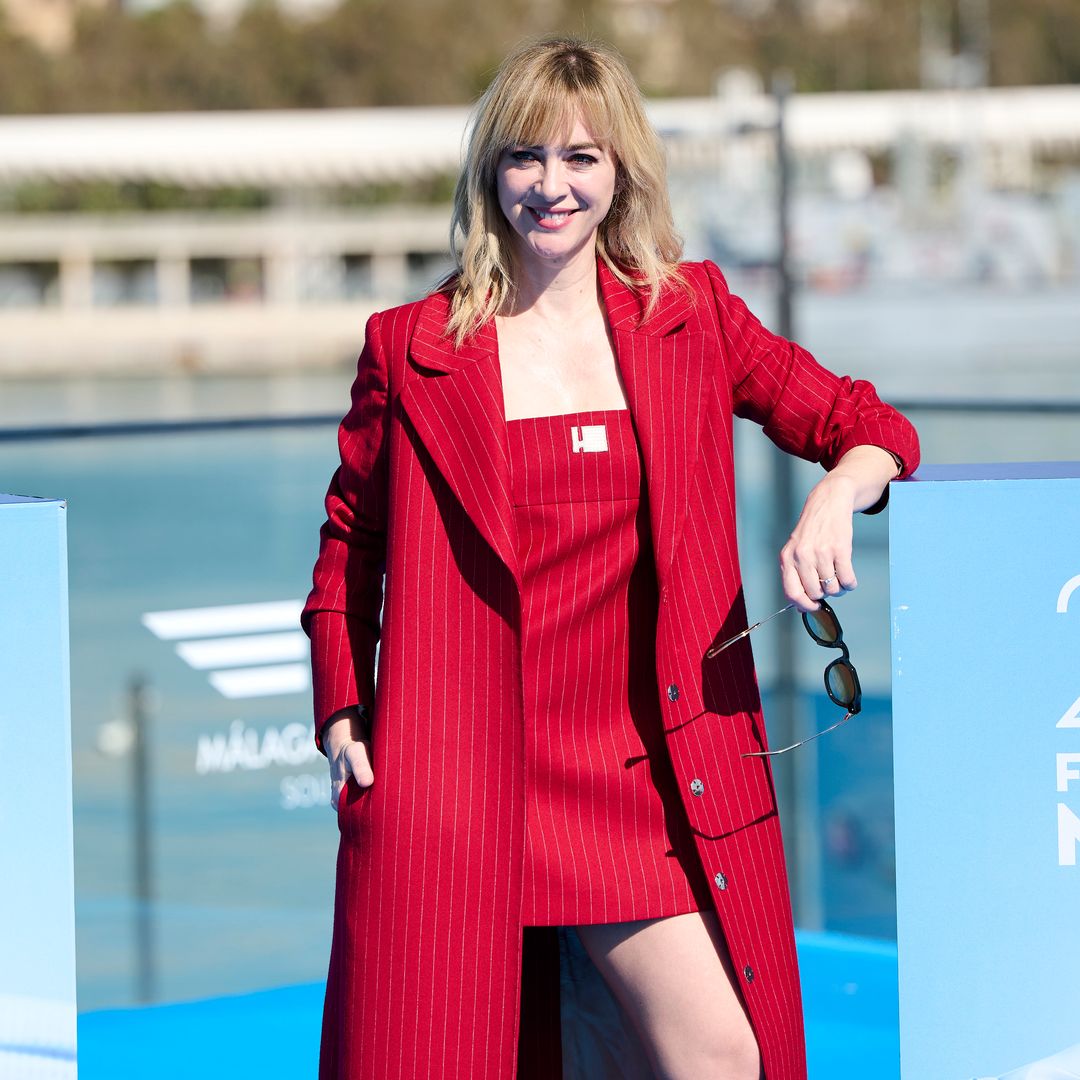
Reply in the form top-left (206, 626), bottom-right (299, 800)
top-left (570, 154), bottom-right (598, 166)
top-left (509, 150), bottom-right (537, 164)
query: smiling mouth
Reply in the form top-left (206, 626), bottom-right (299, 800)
top-left (527, 206), bottom-right (578, 227)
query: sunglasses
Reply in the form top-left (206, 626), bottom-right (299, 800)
top-left (705, 596), bottom-right (862, 758)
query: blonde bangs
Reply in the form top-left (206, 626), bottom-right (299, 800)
top-left (516, 89), bottom-right (614, 153)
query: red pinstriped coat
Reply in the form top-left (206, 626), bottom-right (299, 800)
top-left (301, 256), bottom-right (921, 1080)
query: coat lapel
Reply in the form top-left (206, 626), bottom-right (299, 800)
top-left (597, 261), bottom-right (708, 582)
top-left (399, 294), bottom-right (524, 590)
top-left (397, 257), bottom-right (710, 594)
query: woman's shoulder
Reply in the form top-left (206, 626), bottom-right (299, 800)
top-left (612, 257), bottom-right (722, 306)
top-left (366, 280), bottom-right (455, 342)
top-left (636, 259), bottom-right (731, 320)
top-left (368, 293), bottom-right (438, 333)
top-left (674, 258), bottom-right (728, 291)
top-left (668, 259), bottom-right (743, 320)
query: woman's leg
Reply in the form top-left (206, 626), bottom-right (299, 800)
top-left (574, 910), bottom-right (763, 1080)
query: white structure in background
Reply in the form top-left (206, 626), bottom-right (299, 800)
top-left (1, 86), bottom-right (1078, 373)
top-left (141, 599), bottom-right (309, 700)
top-left (4, 87), bottom-right (1078, 190)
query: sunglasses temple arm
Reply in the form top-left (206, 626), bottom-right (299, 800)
top-left (706, 602), bottom-right (796, 658)
top-left (740, 709), bottom-right (857, 758)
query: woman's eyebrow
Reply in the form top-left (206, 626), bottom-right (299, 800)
top-left (516, 141), bottom-right (603, 152)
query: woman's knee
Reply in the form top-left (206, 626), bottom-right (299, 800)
top-left (700, 1023), bottom-right (762, 1080)
top-left (651, 1014), bottom-right (761, 1080)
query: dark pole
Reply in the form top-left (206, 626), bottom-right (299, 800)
top-left (768, 70), bottom-right (807, 923)
top-left (774, 70), bottom-right (795, 342)
top-left (129, 673), bottom-right (156, 1003)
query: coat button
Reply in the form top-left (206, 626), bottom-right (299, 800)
top-left (714, 871), bottom-right (728, 891)
top-left (690, 778), bottom-right (704, 796)
top-left (743, 965), bottom-right (754, 983)
top-left (667, 683), bottom-right (679, 702)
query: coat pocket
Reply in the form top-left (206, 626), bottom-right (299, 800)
top-left (337, 774), bottom-right (373, 839)
top-left (674, 708), bottom-right (778, 838)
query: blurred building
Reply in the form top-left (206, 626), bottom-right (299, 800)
top-left (1, 86), bottom-right (1078, 374)
top-left (0, 0), bottom-right (112, 52)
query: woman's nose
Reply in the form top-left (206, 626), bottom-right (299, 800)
top-left (537, 159), bottom-right (567, 202)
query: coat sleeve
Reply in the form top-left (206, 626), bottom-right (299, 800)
top-left (301, 311), bottom-right (390, 754)
top-left (703, 259), bottom-right (920, 515)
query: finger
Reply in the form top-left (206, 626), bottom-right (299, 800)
top-left (780, 548), bottom-right (819, 612)
top-left (833, 551), bottom-right (857, 592)
top-left (795, 551), bottom-right (828, 607)
top-left (817, 567), bottom-right (842, 597)
top-left (787, 537), bottom-right (835, 606)
top-left (328, 738), bottom-right (349, 810)
top-left (346, 738), bottom-right (375, 788)
top-left (329, 765), bottom-right (353, 811)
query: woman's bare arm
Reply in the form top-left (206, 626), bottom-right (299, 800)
top-left (780, 444), bottom-right (901, 612)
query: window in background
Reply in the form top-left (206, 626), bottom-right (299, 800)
top-left (92, 259), bottom-right (158, 307)
top-left (0, 261), bottom-right (60, 307)
top-left (190, 257), bottom-right (264, 304)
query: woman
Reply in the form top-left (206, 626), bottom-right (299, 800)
top-left (302, 36), bottom-right (919, 1080)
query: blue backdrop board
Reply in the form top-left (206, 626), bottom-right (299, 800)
top-left (0, 495), bottom-right (77, 1078)
top-left (891, 463), bottom-right (1080, 1080)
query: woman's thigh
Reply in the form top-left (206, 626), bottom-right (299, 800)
top-left (574, 910), bottom-right (761, 1080)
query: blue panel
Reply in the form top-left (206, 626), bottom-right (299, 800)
top-left (891, 468), bottom-right (1080, 1078)
top-left (0, 496), bottom-right (76, 1073)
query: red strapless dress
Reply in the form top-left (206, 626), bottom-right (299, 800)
top-left (507, 407), bottom-right (714, 926)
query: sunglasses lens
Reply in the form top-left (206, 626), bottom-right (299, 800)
top-left (827, 661), bottom-right (858, 706)
top-left (805, 606), bottom-right (841, 645)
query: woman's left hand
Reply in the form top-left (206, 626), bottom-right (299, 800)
top-left (779, 445), bottom-right (899, 612)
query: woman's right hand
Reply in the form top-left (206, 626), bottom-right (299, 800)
top-left (323, 709), bottom-right (375, 811)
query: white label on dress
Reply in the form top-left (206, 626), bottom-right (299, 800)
top-left (571, 425), bottom-right (608, 453)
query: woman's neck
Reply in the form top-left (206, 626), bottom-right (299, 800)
top-left (503, 244), bottom-right (601, 323)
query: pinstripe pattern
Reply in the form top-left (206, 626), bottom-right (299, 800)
top-left (508, 408), bottom-right (714, 926)
top-left (302, 257), bottom-right (921, 1079)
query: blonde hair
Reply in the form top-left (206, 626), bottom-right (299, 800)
top-left (445, 36), bottom-right (685, 346)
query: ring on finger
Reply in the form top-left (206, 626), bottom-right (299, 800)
top-left (819, 575), bottom-right (836, 587)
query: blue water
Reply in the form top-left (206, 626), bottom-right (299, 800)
top-left (1, 399), bottom-right (1076, 1011)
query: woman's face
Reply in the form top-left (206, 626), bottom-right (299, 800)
top-left (494, 112), bottom-right (618, 270)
